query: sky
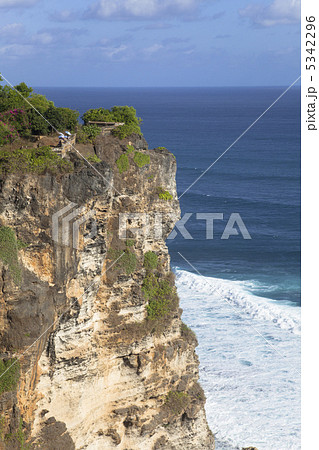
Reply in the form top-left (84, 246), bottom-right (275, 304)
top-left (0, 0), bottom-right (301, 87)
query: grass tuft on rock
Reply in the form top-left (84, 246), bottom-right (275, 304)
top-left (86, 154), bottom-right (102, 164)
top-left (126, 144), bottom-right (135, 154)
top-left (142, 273), bottom-right (176, 320)
top-left (0, 359), bottom-right (20, 396)
top-left (0, 146), bottom-right (73, 175)
top-left (144, 251), bottom-right (158, 271)
top-left (158, 187), bottom-right (173, 201)
top-left (108, 248), bottom-right (137, 275)
top-left (134, 152), bottom-right (150, 168)
top-left (116, 154), bottom-right (129, 174)
top-left (0, 227), bottom-right (24, 284)
top-left (164, 391), bottom-right (190, 416)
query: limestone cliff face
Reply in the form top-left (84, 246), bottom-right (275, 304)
top-left (0, 134), bottom-right (214, 449)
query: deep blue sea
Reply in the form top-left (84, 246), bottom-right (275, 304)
top-left (36, 87), bottom-right (301, 449)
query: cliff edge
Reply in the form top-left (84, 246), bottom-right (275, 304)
top-left (0, 132), bottom-right (214, 449)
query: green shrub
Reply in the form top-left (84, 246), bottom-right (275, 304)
top-left (144, 251), bottom-right (158, 270)
top-left (158, 188), bottom-right (173, 201)
top-left (0, 121), bottom-right (19, 146)
top-left (116, 154), bottom-right (129, 174)
top-left (126, 144), bottom-right (134, 154)
top-left (0, 146), bottom-right (73, 175)
top-left (0, 415), bottom-right (5, 441)
top-left (125, 239), bottom-right (135, 247)
top-left (76, 125), bottom-right (101, 144)
top-left (0, 359), bottom-right (20, 395)
top-left (109, 248), bottom-right (137, 275)
top-left (17, 239), bottom-right (28, 250)
top-left (134, 152), bottom-right (150, 168)
top-left (0, 227), bottom-right (23, 284)
top-left (0, 80), bottom-right (79, 137)
top-left (26, 109), bottom-right (49, 135)
top-left (44, 106), bottom-right (79, 133)
top-left (82, 106), bottom-right (142, 140)
top-left (82, 124), bottom-right (101, 141)
top-left (156, 146), bottom-right (167, 151)
top-left (112, 122), bottom-right (142, 140)
top-left (0, 109), bottom-right (30, 143)
top-left (86, 154), bottom-right (102, 164)
top-left (142, 273), bottom-right (176, 320)
top-left (120, 251), bottom-right (137, 275)
top-left (164, 391), bottom-right (190, 415)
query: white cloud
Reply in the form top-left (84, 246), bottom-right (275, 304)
top-left (31, 28), bottom-right (86, 46)
top-left (85, 0), bottom-right (202, 20)
top-left (0, 0), bottom-right (39, 8)
top-left (0, 43), bottom-right (34, 57)
top-left (91, 38), bottom-right (131, 60)
top-left (0, 23), bottom-right (25, 46)
top-left (50, 9), bottom-right (79, 22)
top-left (239, 0), bottom-right (300, 27)
top-left (0, 23), bottom-right (25, 39)
top-left (32, 32), bottom-right (54, 45)
top-left (143, 43), bottom-right (164, 55)
top-left (101, 44), bottom-right (127, 58)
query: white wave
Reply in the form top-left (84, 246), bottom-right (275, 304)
top-left (175, 269), bottom-right (301, 335)
top-left (175, 269), bottom-right (301, 450)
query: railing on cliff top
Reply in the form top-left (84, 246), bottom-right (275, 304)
top-left (51, 122), bottom-right (125, 158)
top-left (87, 121), bottom-right (125, 136)
top-left (52, 134), bottom-right (76, 158)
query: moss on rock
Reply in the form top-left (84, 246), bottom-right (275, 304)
top-left (0, 226), bottom-right (23, 284)
top-left (134, 152), bottom-right (150, 168)
top-left (108, 248), bottom-right (137, 275)
top-left (116, 154), bottom-right (129, 174)
top-left (144, 251), bottom-right (158, 270)
top-left (142, 273), bottom-right (176, 320)
top-left (164, 391), bottom-right (190, 416)
top-left (0, 359), bottom-right (20, 395)
top-left (158, 188), bottom-right (173, 201)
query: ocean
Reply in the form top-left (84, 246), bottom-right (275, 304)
top-left (36, 87), bottom-right (301, 449)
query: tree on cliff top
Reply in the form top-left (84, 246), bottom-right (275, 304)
top-left (82, 106), bottom-right (142, 139)
top-left (0, 76), bottom-right (79, 137)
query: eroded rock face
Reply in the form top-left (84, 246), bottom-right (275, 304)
top-left (0, 134), bottom-right (214, 449)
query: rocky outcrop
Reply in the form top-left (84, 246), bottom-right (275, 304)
top-left (0, 133), bottom-right (214, 449)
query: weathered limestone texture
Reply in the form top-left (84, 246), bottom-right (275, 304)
top-left (0, 133), bottom-right (214, 449)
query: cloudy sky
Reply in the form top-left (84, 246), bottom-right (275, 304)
top-left (0, 0), bottom-right (300, 87)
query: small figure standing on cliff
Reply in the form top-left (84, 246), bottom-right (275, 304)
top-left (58, 134), bottom-right (66, 147)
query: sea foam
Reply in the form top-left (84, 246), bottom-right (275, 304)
top-left (175, 269), bottom-right (301, 450)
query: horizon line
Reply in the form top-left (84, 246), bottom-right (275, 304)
top-left (32, 85), bottom-right (302, 89)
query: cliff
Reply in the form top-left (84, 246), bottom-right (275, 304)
top-left (0, 133), bottom-right (214, 449)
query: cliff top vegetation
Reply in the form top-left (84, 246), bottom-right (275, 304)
top-left (0, 75), bottom-right (143, 147)
top-left (82, 106), bottom-right (142, 140)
